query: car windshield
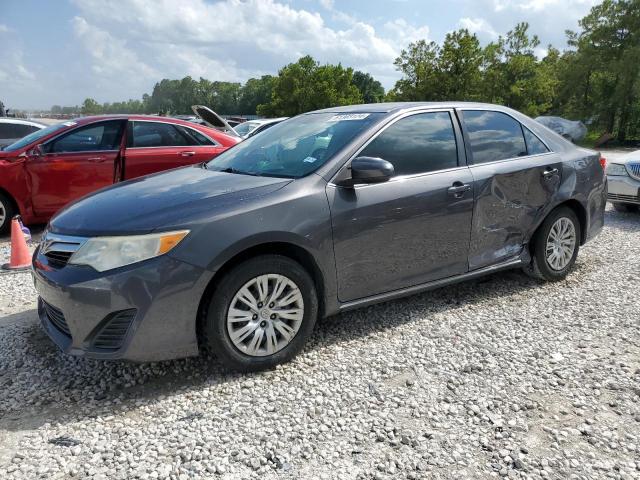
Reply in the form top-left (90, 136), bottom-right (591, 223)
top-left (233, 121), bottom-right (260, 137)
top-left (206, 112), bottom-right (383, 178)
top-left (3, 122), bottom-right (72, 152)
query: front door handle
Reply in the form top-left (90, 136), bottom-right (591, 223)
top-left (179, 151), bottom-right (196, 157)
top-left (542, 167), bottom-right (559, 178)
top-left (447, 182), bottom-right (472, 198)
top-left (87, 156), bottom-right (106, 163)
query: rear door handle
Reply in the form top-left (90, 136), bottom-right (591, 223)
top-left (447, 182), bottom-right (472, 198)
top-left (87, 156), bottom-right (106, 162)
top-left (542, 167), bottom-right (559, 178)
top-left (179, 151), bottom-right (196, 157)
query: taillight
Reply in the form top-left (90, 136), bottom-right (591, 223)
top-left (599, 156), bottom-right (607, 170)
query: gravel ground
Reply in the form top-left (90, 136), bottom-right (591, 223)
top-left (1, 162), bottom-right (639, 479)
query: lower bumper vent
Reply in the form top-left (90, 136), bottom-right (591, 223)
top-left (42, 300), bottom-right (71, 337)
top-left (92, 309), bottom-right (137, 350)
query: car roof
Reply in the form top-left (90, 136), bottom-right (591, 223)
top-left (311, 101), bottom-right (519, 114)
top-left (246, 117), bottom-right (288, 125)
top-left (0, 118), bottom-right (46, 127)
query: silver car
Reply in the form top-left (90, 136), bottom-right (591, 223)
top-left (606, 151), bottom-right (640, 212)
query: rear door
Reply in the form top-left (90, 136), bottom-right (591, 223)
top-left (458, 109), bottom-right (562, 270)
top-left (123, 120), bottom-right (225, 179)
top-left (27, 120), bottom-right (125, 215)
top-left (328, 110), bottom-right (474, 302)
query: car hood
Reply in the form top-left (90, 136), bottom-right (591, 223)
top-left (614, 150), bottom-right (640, 165)
top-left (50, 166), bottom-right (292, 236)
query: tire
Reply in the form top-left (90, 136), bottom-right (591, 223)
top-left (203, 255), bottom-right (318, 372)
top-left (524, 206), bottom-right (581, 282)
top-left (612, 202), bottom-right (638, 213)
top-left (0, 192), bottom-right (16, 235)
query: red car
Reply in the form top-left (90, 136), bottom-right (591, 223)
top-left (0, 115), bottom-right (239, 233)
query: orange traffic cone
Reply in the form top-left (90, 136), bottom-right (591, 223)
top-left (2, 216), bottom-right (32, 271)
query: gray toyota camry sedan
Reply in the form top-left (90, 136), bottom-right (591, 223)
top-left (33, 102), bottom-right (606, 371)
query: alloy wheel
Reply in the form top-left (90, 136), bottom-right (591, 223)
top-left (226, 274), bottom-right (304, 357)
top-left (0, 201), bottom-right (6, 230)
top-left (545, 217), bottom-right (576, 271)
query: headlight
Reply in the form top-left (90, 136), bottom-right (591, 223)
top-left (69, 230), bottom-right (189, 272)
top-left (606, 163), bottom-right (629, 176)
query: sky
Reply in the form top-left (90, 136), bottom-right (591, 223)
top-left (0, 0), bottom-right (599, 110)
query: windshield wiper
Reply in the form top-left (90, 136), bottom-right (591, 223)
top-left (217, 167), bottom-right (260, 176)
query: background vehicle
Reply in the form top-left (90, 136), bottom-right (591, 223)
top-left (233, 117), bottom-right (288, 139)
top-left (534, 116), bottom-right (587, 143)
top-left (0, 118), bottom-right (45, 148)
top-left (0, 115), bottom-right (239, 233)
top-left (606, 150), bottom-right (640, 212)
top-left (33, 102), bottom-right (606, 371)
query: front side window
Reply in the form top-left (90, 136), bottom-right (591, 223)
top-left (359, 112), bottom-right (458, 176)
top-left (206, 112), bottom-right (384, 178)
top-left (130, 121), bottom-right (192, 148)
top-left (462, 110), bottom-right (527, 164)
top-left (46, 121), bottom-right (124, 153)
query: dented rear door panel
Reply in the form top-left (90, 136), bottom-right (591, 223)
top-left (467, 153), bottom-right (564, 270)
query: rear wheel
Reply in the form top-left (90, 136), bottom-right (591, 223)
top-left (612, 202), bottom-right (638, 213)
top-left (0, 192), bottom-right (16, 235)
top-left (524, 206), bottom-right (580, 282)
top-left (203, 255), bottom-right (318, 372)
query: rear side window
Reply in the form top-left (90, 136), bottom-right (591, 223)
top-left (523, 126), bottom-right (549, 155)
top-left (130, 121), bottom-right (191, 147)
top-left (462, 110), bottom-right (527, 163)
top-left (360, 112), bottom-right (458, 176)
top-left (174, 125), bottom-right (215, 145)
top-left (14, 124), bottom-right (39, 137)
top-left (0, 124), bottom-right (13, 139)
top-left (47, 121), bottom-right (124, 153)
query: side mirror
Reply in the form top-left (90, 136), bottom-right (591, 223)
top-left (346, 156), bottom-right (394, 186)
top-left (27, 144), bottom-right (44, 158)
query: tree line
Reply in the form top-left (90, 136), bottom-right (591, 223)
top-left (56, 0), bottom-right (639, 141)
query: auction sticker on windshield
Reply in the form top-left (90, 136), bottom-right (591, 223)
top-left (328, 114), bottom-right (370, 121)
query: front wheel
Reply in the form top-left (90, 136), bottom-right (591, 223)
top-left (203, 255), bottom-right (318, 372)
top-left (0, 192), bottom-right (16, 235)
top-left (524, 206), bottom-right (581, 282)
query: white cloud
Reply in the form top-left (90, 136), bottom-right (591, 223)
top-left (318, 0), bottom-right (334, 9)
top-left (458, 17), bottom-right (499, 39)
top-left (0, 24), bottom-right (11, 33)
top-left (69, 0), bottom-right (427, 92)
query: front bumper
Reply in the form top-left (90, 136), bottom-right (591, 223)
top-left (607, 175), bottom-right (640, 204)
top-left (32, 249), bottom-right (213, 362)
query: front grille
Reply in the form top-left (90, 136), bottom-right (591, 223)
top-left (42, 300), bottom-right (71, 336)
top-left (92, 309), bottom-right (137, 350)
top-left (44, 250), bottom-right (73, 267)
top-left (39, 233), bottom-right (85, 269)
top-left (627, 163), bottom-right (640, 180)
top-left (608, 193), bottom-right (640, 203)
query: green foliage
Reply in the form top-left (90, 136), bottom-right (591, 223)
top-left (257, 56), bottom-right (363, 116)
top-left (351, 71), bottom-right (385, 103)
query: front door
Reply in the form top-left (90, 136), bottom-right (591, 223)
top-left (327, 110), bottom-right (475, 302)
top-left (458, 109), bottom-right (563, 270)
top-left (27, 120), bottom-right (125, 216)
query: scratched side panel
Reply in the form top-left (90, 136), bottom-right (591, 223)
top-left (467, 153), bottom-right (564, 271)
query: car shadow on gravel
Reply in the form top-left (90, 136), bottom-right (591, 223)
top-left (0, 265), bottom-right (549, 432)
